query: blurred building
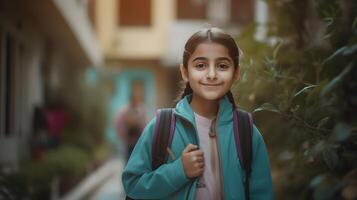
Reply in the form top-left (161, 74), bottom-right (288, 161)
top-left (94, 0), bottom-right (268, 116)
top-left (0, 0), bottom-right (269, 171)
top-left (90, 0), bottom-right (270, 159)
top-left (0, 0), bottom-right (102, 172)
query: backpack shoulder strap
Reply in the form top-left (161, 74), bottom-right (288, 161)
top-left (151, 108), bottom-right (175, 170)
top-left (126, 109), bottom-right (175, 200)
top-left (233, 109), bottom-right (253, 200)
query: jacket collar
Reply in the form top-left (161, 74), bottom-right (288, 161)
top-left (174, 94), bottom-right (234, 125)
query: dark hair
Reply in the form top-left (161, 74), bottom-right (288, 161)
top-left (176, 27), bottom-right (240, 108)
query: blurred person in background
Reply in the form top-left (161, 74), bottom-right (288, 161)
top-left (115, 80), bottom-right (147, 161)
top-left (31, 101), bottom-right (69, 161)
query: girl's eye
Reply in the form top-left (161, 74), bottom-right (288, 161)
top-left (195, 63), bottom-right (206, 70)
top-left (217, 63), bottom-right (230, 70)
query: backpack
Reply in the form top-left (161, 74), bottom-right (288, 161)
top-left (126, 108), bottom-right (253, 200)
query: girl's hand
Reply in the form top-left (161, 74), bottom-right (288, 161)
top-left (181, 144), bottom-right (205, 178)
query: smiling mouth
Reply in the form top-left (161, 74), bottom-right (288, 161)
top-left (201, 83), bottom-right (222, 86)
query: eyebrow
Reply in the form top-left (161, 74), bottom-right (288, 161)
top-left (192, 57), bottom-right (207, 62)
top-left (192, 57), bottom-right (232, 63)
top-left (216, 57), bottom-right (232, 63)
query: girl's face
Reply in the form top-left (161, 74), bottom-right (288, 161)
top-left (180, 42), bottom-right (239, 101)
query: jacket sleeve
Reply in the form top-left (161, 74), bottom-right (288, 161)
top-left (249, 125), bottom-right (275, 200)
top-left (121, 117), bottom-right (190, 199)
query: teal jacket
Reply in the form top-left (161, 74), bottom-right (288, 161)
top-left (122, 95), bottom-right (274, 199)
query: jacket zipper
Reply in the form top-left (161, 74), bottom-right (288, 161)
top-left (173, 112), bottom-right (199, 145)
top-left (173, 111), bottom-right (200, 200)
top-left (215, 108), bottom-right (225, 200)
top-left (175, 110), bottom-right (225, 199)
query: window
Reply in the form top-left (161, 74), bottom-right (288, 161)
top-left (176, 0), bottom-right (254, 24)
top-left (4, 34), bottom-right (15, 137)
top-left (118, 0), bottom-right (152, 26)
top-left (88, 0), bottom-right (96, 28)
top-left (177, 0), bottom-right (207, 20)
top-left (0, 30), bottom-right (16, 137)
top-left (230, 0), bottom-right (254, 25)
top-left (0, 28), bottom-right (3, 135)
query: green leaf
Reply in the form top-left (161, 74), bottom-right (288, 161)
top-left (310, 175), bottom-right (325, 188)
top-left (329, 122), bottom-right (351, 142)
top-left (322, 45), bottom-right (357, 65)
top-left (342, 44), bottom-right (357, 55)
top-left (273, 40), bottom-right (283, 59)
top-left (241, 71), bottom-right (248, 82)
top-left (313, 181), bottom-right (344, 200)
top-left (323, 31), bottom-right (335, 40)
top-left (320, 62), bottom-right (354, 97)
top-left (312, 141), bottom-right (326, 158)
top-left (294, 85), bottom-right (318, 97)
top-left (317, 117), bottom-right (330, 129)
top-left (290, 105), bottom-right (300, 113)
top-left (353, 17), bottom-right (357, 29)
top-left (323, 17), bottom-right (334, 27)
top-left (322, 146), bottom-right (339, 170)
top-left (253, 103), bottom-right (281, 113)
top-left (322, 46), bottom-right (347, 65)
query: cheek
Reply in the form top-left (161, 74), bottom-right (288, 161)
top-left (220, 71), bottom-right (235, 83)
top-left (187, 68), bottom-right (205, 80)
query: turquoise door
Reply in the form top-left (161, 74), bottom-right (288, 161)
top-left (106, 69), bottom-right (155, 155)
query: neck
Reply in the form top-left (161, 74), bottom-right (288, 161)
top-left (190, 93), bottom-right (220, 119)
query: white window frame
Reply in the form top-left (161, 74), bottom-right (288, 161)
top-left (0, 27), bottom-right (18, 137)
top-left (0, 26), bottom-right (4, 137)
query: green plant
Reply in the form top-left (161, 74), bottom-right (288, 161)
top-left (234, 0), bottom-right (357, 199)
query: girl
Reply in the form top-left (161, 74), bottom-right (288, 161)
top-left (122, 27), bottom-right (274, 199)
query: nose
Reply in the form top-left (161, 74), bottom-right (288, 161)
top-left (206, 64), bottom-right (217, 80)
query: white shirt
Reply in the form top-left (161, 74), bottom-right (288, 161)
top-left (194, 112), bottom-right (221, 200)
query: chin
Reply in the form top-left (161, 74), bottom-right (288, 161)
top-left (199, 92), bottom-right (225, 101)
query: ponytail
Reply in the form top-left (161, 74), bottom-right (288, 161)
top-left (174, 81), bottom-right (193, 106)
top-left (226, 90), bottom-right (237, 109)
top-left (181, 82), bottom-right (193, 99)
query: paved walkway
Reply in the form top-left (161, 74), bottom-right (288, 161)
top-left (89, 167), bottom-right (125, 200)
top-left (61, 157), bottom-right (126, 200)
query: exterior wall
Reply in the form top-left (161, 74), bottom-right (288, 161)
top-left (105, 59), bottom-right (175, 111)
top-left (96, 0), bottom-right (175, 59)
top-left (95, 0), bottom-right (267, 159)
top-left (95, 0), bottom-right (266, 108)
top-left (96, 0), bottom-right (179, 116)
top-left (53, 0), bottom-right (102, 66)
top-left (254, 0), bottom-right (269, 41)
top-left (95, 0), bottom-right (268, 117)
top-left (0, 0), bottom-right (101, 171)
top-left (0, 15), bottom-right (45, 171)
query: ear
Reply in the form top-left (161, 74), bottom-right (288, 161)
top-left (233, 66), bottom-right (240, 81)
top-left (180, 64), bottom-right (189, 82)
